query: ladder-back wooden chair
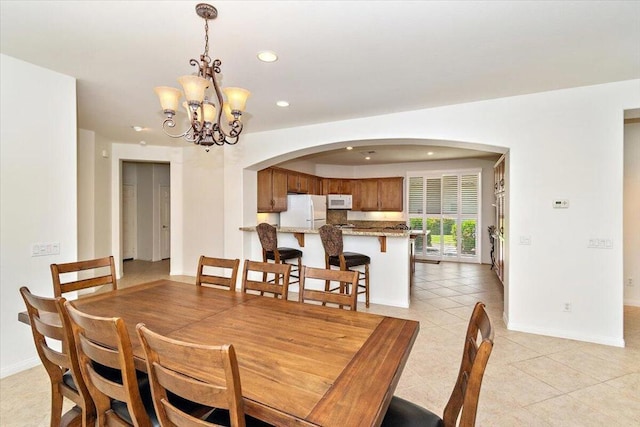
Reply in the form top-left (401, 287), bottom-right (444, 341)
top-left (241, 260), bottom-right (291, 300)
top-left (136, 324), bottom-right (271, 427)
top-left (382, 302), bottom-right (494, 427)
top-left (51, 256), bottom-right (117, 297)
top-left (196, 256), bottom-right (240, 291)
top-left (20, 287), bottom-right (96, 427)
top-left (299, 266), bottom-right (360, 311)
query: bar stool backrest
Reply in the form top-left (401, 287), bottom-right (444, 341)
top-left (319, 225), bottom-right (344, 257)
top-left (256, 223), bottom-right (277, 252)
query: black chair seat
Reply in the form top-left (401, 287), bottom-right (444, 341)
top-left (328, 252), bottom-right (370, 268)
top-left (381, 396), bottom-right (444, 427)
top-left (265, 247), bottom-right (302, 261)
top-left (112, 381), bottom-right (208, 427)
top-left (206, 407), bottom-right (273, 426)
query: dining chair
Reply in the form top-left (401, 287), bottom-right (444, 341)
top-left (136, 324), bottom-right (271, 427)
top-left (382, 302), bottom-right (494, 427)
top-left (299, 266), bottom-right (360, 311)
top-left (256, 223), bottom-right (302, 284)
top-left (319, 224), bottom-right (370, 307)
top-left (64, 301), bottom-right (156, 427)
top-left (20, 287), bottom-right (96, 427)
top-left (51, 255), bottom-right (117, 297)
top-left (241, 260), bottom-right (291, 300)
top-left (196, 256), bottom-right (240, 291)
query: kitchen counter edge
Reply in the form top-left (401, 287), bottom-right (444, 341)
top-left (239, 226), bottom-right (414, 237)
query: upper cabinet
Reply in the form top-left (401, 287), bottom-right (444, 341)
top-left (287, 171), bottom-right (310, 194)
top-left (323, 178), bottom-right (354, 195)
top-left (353, 177), bottom-right (403, 211)
top-left (257, 167), bottom-right (403, 213)
top-left (257, 168), bottom-right (288, 212)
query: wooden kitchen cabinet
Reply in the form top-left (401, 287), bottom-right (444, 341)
top-left (323, 178), bottom-right (353, 195)
top-left (353, 177), bottom-right (403, 211)
top-left (257, 168), bottom-right (288, 212)
top-left (287, 171), bottom-right (310, 194)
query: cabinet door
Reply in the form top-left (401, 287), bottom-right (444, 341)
top-left (378, 177), bottom-right (403, 211)
top-left (357, 179), bottom-right (379, 211)
top-left (257, 168), bottom-right (288, 212)
top-left (287, 173), bottom-right (299, 193)
top-left (325, 179), bottom-right (342, 194)
top-left (298, 174), bottom-right (309, 193)
top-left (257, 169), bottom-right (274, 212)
top-left (271, 169), bottom-right (288, 211)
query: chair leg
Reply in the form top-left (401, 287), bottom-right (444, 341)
top-left (50, 384), bottom-right (63, 427)
top-left (364, 264), bottom-right (370, 308)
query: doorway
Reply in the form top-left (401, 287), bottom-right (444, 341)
top-left (121, 162), bottom-right (171, 263)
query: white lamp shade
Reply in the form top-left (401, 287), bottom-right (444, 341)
top-left (223, 87), bottom-right (250, 112)
top-left (178, 75), bottom-right (209, 103)
top-left (223, 103), bottom-right (234, 122)
top-left (154, 86), bottom-right (182, 112)
top-left (202, 102), bottom-right (216, 123)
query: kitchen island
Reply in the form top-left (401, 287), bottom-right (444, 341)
top-left (240, 226), bottom-right (414, 307)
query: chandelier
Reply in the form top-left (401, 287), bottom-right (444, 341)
top-left (154, 3), bottom-right (250, 150)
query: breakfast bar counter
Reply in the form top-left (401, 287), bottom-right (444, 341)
top-left (240, 226), bottom-right (412, 307)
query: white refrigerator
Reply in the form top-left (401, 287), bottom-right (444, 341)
top-left (280, 195), bottom-right (327, 229)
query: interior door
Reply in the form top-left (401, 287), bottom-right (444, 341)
top-left (122, 184), bottom-right (136, 260)
top-left (160, 185), bottom-right (171, 260)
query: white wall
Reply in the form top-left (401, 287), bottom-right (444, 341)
top-left (624, 122), bottom-right (640, 306)
top-left (1, 55), bottom-right (78, 377)
top-left (227, 79), bottom-right (639, 347)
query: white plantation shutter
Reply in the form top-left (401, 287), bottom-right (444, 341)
top-left (442, 175), bottom-right (458, 214)
top-left (426, 178), bottom-right (441, 214)
top-left (407, 170), bottom-right (480, 262)
top-left (461, 174), bottom-right (478, 215)
top-left (408, 176), bottom-right (423, 214)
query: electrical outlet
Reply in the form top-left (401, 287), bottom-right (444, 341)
top-left (563, 302), bottom-right (572, 312)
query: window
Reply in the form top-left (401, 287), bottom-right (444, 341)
top-left (408, 170), bottom-right (481, 263)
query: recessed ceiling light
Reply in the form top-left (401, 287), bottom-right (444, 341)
top-left (276, 100), bottom-right (289, 107)
top-left (427, 151), bottom-right (434, 156)
top-left (365, 156), bottom-right (371, 160)
top-left (346, 146), bottom-right (353, 150)
top-left (257, 50), bottom-right (278, 63)
top-left (132, 125), bottom-right (143, 132)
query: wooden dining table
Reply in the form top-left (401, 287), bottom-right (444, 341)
top-left (63, 279), bottom-right (419, 427)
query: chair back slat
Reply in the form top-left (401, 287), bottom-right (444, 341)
top-left (241, 260), bottom-right (291, 299)
top-left (196, 256), bottom-right (240, 291)
top-left (51, 256), bottom-right (117, 297)
top-left (137, 324), bottom-right (248, 427)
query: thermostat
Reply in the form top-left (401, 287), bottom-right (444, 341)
top-left (552, 199), bottom-right (569, 209)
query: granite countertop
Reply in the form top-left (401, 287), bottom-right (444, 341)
top-left (239, 226), bottom-right (412, 237)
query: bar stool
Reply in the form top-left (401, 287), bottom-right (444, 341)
top-left (256, 223), bottom-right (302, 284)
top-left (319, 224), bottom-right (370, 308)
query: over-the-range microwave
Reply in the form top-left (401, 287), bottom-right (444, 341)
top-left (327, 194), bottom-right (352, 209)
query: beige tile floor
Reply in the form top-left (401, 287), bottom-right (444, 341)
top-left (2, 259), bottom-right (639, 426)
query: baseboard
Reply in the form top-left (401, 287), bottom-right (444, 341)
top-left (0, 356), bottom-right (40, 379)
top-left (624, 298), bottom-right (640, 307)
top-left (507, 321), bottom-right (625, 348)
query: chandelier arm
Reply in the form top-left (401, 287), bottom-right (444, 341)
top-left (161, 117), bottom-right (194, 140)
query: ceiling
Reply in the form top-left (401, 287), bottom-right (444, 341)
top-left (1, 1), bottom-right (638, 165)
